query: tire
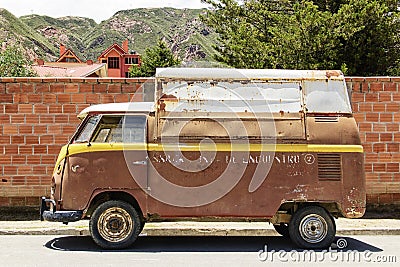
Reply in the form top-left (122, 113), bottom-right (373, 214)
top-left (288, 206), bottom-right (336, 249)
top-left (89, 200), bottom-right (141, 249)
top-left (273, 223), bottom-right (290, 237)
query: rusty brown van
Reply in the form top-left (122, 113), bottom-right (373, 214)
top-left (41, 68), bottom-right (365, 249)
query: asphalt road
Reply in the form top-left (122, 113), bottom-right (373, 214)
top-left (0, 235), bottom-right (398, 267)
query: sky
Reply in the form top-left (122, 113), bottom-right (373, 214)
top-left (0, 0), bottom-right (209, 23)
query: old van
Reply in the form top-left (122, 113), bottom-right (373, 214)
top-left (41, 68), bottom-right (365, 249)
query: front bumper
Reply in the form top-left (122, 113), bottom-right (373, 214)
top-left (40, 197), bottom-right (83, 223)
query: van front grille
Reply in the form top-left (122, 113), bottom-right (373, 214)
top-left (317, 154), bottom-right (342, 180)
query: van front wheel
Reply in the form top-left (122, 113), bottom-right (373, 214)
top-left (89, 200), bottom-right (141, 249)
top-left (288, 206), bottom-right (335, 249)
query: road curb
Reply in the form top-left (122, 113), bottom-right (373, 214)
top-left (1, 228), bottom-right (400, 236)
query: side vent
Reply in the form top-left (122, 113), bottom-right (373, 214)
top-left (317, 154), bottom-right (342, 180)
top-left (314, 117), bottom-right (339, 123)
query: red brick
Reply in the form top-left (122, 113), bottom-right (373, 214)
top-left (387, 143), bottom-right (399, 152)
top-left (19, 125), bottom-right (33, 134)
top-left (370, 82), bottom-right (383, 91)
top-left (70, 78), bottom-right (84, 83)
top-left (0, 83), bottom-right (5, 94)
top-left (65, 84), bottom-right (79, 93)
top-left (34, 125), bottom-right (47, 134)
top-left (358, 122), bottom-right (371, 132)
top-left (107, 84), bottom-right (122, 93)
top-left (25, 136), bottom-right (39, 145)
top-left (42, 78), bottom-right (57, 83)
top-left (379, 92), bottom-right (392, 102)
top-left (48, 125), bottom-right (62, 134)
top-left (372, 123), bottom-right (385, 132)
top-left (364, 163), bottom-right (372, 172)
top-left (372, 103), bottom-right (385, 112)
top-left (71, 94), bottom-right (86, 103)
top-left (6, 83), bottom-right (21, 93)
top-left (18, 104), bottom-right (33, 113)
top-left (11, 136), bottom-right (24, 144)
top-left (373, 143), bottom-right (385, 153)
top-left (0, 136), bottom-right (10, 144)
top-left (39, 135), bottom-right (54, 144)
top-left (12, 155), bottom-right (26, 164)
top-left (11, 177), bottom-right (26, 186)
top-left (33, 145), bottom-right (47, 154)
top-left (27, 155), bottom-right (41, 164)
top-left (354, 113), bottom-right (365, 124)
top-left (379, 113), bottom-right (393, 123)
top-left (387, 163), bottom-right (399, 173)
top-left (0, 114), bottom-right (10, 123)
top-left (358, 103), bottom-right (372, 112)
top-left (4, 166), bottom-right (17, 175)
top-left (93, 84), bottom-right (107, 93)
top-left (41, 155), bottom-right (56, 164)
top-left (5, 104), bottom-right (18, 113)
top-left (43, 94), bottom-right (56, 104)
top-left (35, 84), bottom-right (50, 93)
top-left (50, 84), bottom-right (65, 93)
top-left (386, 103), bottom-right (399, 112)
top-left (380, 133), bottom-right (393, 142)
top-left (33, 104), bottom-right (48, 114)
top-left (86, 94), bottom-right (100, 103)
top-left (79, 84), bottom-right (93, 93)
top-left (373, 163), bottom-right (386, 172)
top-left (18, 145), bottom-right (32, 154)
top-left (366, 132), bottom-right (379, 142)
top-left (57, 94), bottom-right (71, 103)
top-left (49, 105), bottom-right (63, 114)
top-left (114, 94), bottom-right (129, 102)
top-left (47, 145), bottom-right (62, 154)
top-left (351, 92), bottom-right (364, 102)
top-left (383, 82), bottom-right (397, 91)
top-left (39, 115), bottom-right (55, 124)
top-left (54, 114), bottom-right (69, 123)
top-left (0, 155), bottom-right (11, 164)
top-left (100, 95), bottom-right (114, 103)
top-left (26, 115), bottom-right (39, 124)
top-left (20, 83), bottom-right (34, 93)
top-left (379, 193), bottom-right (393, 204)
top-left (10, 114), bottom-right (26, 124)
top-left (365, 113), bottom-right (379, 122)
top-left (379, 153), bottom-right (393, 162)
top-left (4, 145), bottom-right (18, 154)
top-left (122, 84), bottom-right (136, 93)
top-left (3, 125), bottom-right (18, 134)
top-left (62, 104), bottom-right (77, 113)
top-left (27, 94), bottom-right (42, 103)
top-left (0, 94), bottom-right (13, 103)
top-left (366, 194), bottom-right (379, 204)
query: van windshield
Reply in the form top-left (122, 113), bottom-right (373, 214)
top-left (74, 115), bottom-right (101, 143)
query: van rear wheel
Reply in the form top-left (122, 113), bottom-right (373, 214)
top-left (89, 200), bottom-right (141, 249)
top-left (288, 206), bottom-right (335, 249)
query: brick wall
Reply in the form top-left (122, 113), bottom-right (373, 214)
top-left (0, 77), bottom-right (154, 206)
top-left (0, 76), bottom-right (399, 207)
top-left (347, 77), bottom-right (400, 206)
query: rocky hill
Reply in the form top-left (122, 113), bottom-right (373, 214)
top-left (0, 7), bottom-right (218, 64)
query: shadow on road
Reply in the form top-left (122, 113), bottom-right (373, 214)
top-left (44, 235), bottom-right (382, 253)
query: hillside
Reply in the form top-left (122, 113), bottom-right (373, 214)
top-left (0, 8), bottom-right (58, 60)
top-left (0, 7), bottom-right (218, 64)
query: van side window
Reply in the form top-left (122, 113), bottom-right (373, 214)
top-left (92, 115), bottom-right (146, 143)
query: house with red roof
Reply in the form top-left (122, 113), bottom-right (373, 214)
top-left (98, 40), bottom-right (141, 78)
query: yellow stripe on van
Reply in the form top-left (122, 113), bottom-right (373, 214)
top-left (53, 143), bottom-right (363, 174)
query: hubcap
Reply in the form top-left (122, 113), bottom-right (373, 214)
top-left (98, 207), bottom-right (133, 243)
top-left (299, 214), bottom-right (327, 244)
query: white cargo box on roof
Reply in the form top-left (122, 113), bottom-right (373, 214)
top-left (155, 68), bottom-right (352, 114)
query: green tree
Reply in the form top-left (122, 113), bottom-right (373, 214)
top-left (201, 0), bottom-right (400, 75)
top-left (129, 40), bottom-right (181, 77)
top-left (0, 44), bottom-right (36, 77)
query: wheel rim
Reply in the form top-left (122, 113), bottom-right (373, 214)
top-left (97, 207), bottom-right (133, 243)
top-left (299, 214), bottom-right (328, 244)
